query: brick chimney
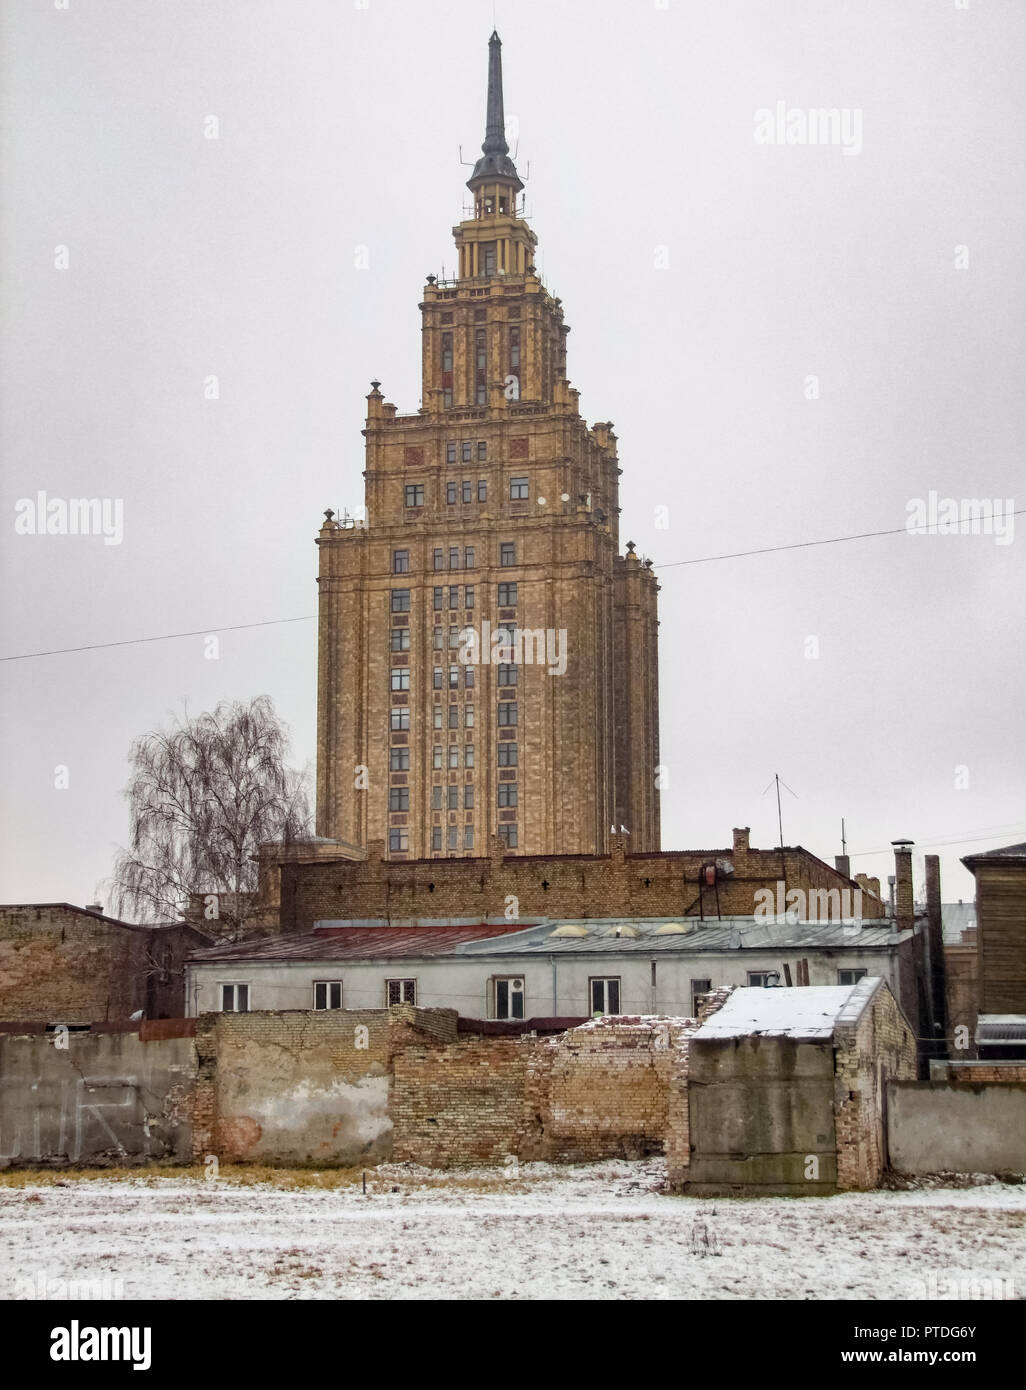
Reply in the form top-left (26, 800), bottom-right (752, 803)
top-left (732, 827), bottom-right (750, 869)
top-left (924, 854), bottom-right (947, 1045)
top-left (892, 840), bottom-right (914, 930)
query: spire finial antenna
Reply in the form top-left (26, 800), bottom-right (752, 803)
top-left (483, 29), bottom-right (508, 157)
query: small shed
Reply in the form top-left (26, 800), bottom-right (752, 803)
top-left (671, 977), bottom-right (916, 1194)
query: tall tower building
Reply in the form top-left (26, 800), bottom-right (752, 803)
top-left (316, 32), bottom-right (660, 860)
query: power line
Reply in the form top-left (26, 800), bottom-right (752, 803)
top-left (849, 822), bottom-right (1026, 857)
top-left (3, 509), bottom-right (1023, 662)
top-left (0, 615), bottom-right (315, 663)
top-left (653, 510), bottom-right (1026, 570)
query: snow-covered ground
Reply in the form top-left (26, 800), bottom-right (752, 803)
top-left (1, 1160), bottom-right (1023, 1300)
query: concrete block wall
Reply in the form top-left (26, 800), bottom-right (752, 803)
top-left (0, 1030), bottom-right (196, 1167)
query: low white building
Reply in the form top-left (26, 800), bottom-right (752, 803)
top-left (185, 915), bottom-right (915, 1022)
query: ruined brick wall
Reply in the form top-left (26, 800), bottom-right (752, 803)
top-left (192, 1009), bottom-right (397, 1166)
top-left (834, 981), bottom-right (917, 1191)
top-left (279, 838), bottom-right (880, 934)
top-left (391, 1034), bottom-right (531, 1166)
top-left (525, 1016), bottom-right (694, 1163)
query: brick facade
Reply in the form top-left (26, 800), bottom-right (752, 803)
top-left (270, 828), bottom-right (882, 935)
top-left (0, 905), bottom-right (206, 1023)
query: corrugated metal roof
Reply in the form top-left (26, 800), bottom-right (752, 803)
top-left (189, 916), bottom-right (908, 964)
top-left (941, 901), bottom-right (977, 945)
top-left (189, 923), bottom-right (533, 963)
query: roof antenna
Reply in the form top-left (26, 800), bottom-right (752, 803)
top-left (763, 774), bottom-right (798, 902)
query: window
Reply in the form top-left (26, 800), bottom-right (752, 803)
top-left (393, 550), bottom-right (409, 574)
top-left (465, 744), bottom-right (475, 768)
top-left (497, 663), bottom-right (517, 687)
top-left (313, 981), bottom-right (342, 1011)
top-left (465, 666), bottom-right (475, 689)
top-left (449, 547), bottom-right (460, 570)
top-left (448, 626), bottom-right (460, 648)
top-left (389, 828), bottom-right (409, 853)
top-left (446, 483), bottom-right (457, 506)
top-left (464, 546), bottom-right (475, 569)
top-left (477, 441), bottom-right (487, 460)
top-left (476, 328), bottom-right (486, 369)
top-left (495, 625), bottom-right (517, 657)
top-left (838, 968), bottom-right (867, 986)
top-left (509, 326), bottom-right (521, 371)
top-left (464, 786), bottom-right (475, 810)
top-left (433, 666), bottom-right (443, 689)
top-left (464, 826), bottom-right (475, 850)
top-left (498, 702), bottom-right (517, 727)
top-left (389, 787), bottom-right (409, 812)
top-left (510, 477), bottom-right (529, 501)
top-left (447, 825), bottom-right (459, 850)
top-left (462, 481), bottom-right (473, 504)
top-left (405, 485), bottom-right (424, 508)
top-left (448, 706), bottom-right (459, 730)
top-left (433, 746), bottom-right (443, 770)
top-left (465, 585), bottom-right (475, 609)
top-left (390, 667), bottom-right (410, 692)
top-left (432, 786), bottom-right (443, 811)
top-left (447, 786), bottom-right (459, 811)
top-left (747, 971), bottom-right (776, 988)
top-left (389, 747), bottom-right (410, 771)
top-left (498, 782), bottom-right (518, 808)
top-left (497, 823), bottom-right (518, 848)
top-left (433, 587), bottom-right (444, 610)
top-left (387, 979), bottom-right (416, 1006)
top-left (448, 665), bottom-right (459, 689)
top-left (500, 542), bottom-right (516, 567)
top-left (690, 978), bottom-right (712, 1017)
top-left (446, 442), bottom-right (457, 464)
top-left (434, 548), bottom-right (445, 571)
top-left (390, 707), bottom-right (410, 731)
top-left (433, 626), bottom-right (444, 650)
top-left (221, 983), bottom-right (249, 1013)
top-left (448, 745), bottom-right (459, 768)
top-left (432, 827), bottom-right (442, 851)
top-left (498, 742), bottom-right (518, 767)
top-left (465, 705), bottom-right (475, 728)
top-left (441, 332), bottom-right (453, 372)
top-left (443, 388), bottom-right (453, 408)
top-left (391, 589), bottom-right (410, 613)
top-left (477, 480), bottom-right (488, 503)
top-left (477, 382), bottom-right (487, 406)
top-left (493, 976), bottom-right (524, 1020)
top-left (498, 582), bottom-right (518, 606)
top-left (390, 627), bottom-right (410, 652)
top-left (462, 441), bottom-right (473, 463)
top-left (449, 586), bottom-right (459, 610)
top-left (433, 707), bottom-right (443, 729)
top-left (590, 978), bottom-right (621, 1017)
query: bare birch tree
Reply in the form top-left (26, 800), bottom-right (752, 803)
top-left (108, 696), bottom-right (310, 939)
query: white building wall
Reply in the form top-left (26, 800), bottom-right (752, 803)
top-left (187, 948), bottom-right (904, 1020)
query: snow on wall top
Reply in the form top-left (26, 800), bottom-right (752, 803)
top-left (693, 985), bottom-right (859, 1040)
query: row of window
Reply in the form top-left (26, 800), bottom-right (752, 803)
top-left (387, 743), bottom-right (517, 771)
top-left (389, 824), bottom-right (517, 852)
top-left (389, 784), bottom-right (516, 812)
top-left (220, 968), bottom-right (870, 1019)
top-left (403, 478), bottom-right (530, 508)
top-left (446, 441), bottom-right (488, 464)
top-left (439, 330), bottom-right (520, 408)
top-left (394, 663), bottom-right (518, 692)
top-left (394, 544), bottom-right (519, 574)
top-left (392, 622), bottom-right (522, 651)
top-left (391, 584), bottom-right (517, 611)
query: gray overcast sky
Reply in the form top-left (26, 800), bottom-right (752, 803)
top-left (2, 0), bottom-right (1023, 910)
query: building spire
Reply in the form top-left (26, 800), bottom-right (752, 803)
top-left (483, 30), bottom-right (508, 157)
top-left (467, 31), bottom-right (522, 194)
